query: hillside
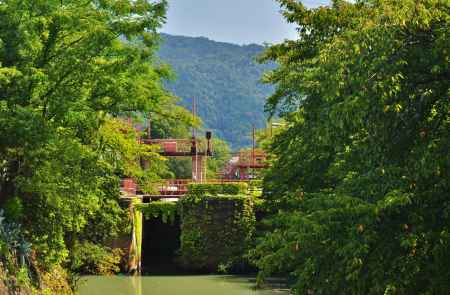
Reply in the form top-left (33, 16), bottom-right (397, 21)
top-left (158, 34), bottom-right (274, 149)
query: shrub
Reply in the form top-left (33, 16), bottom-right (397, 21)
top-left (136, 201), bottom-right (177, 224)
top-left (3, 197), bottom-right (24, 222)
top-left (187, 182), bottom-right (248, 195)
top-left (69, 241), bottom-right (123, 275)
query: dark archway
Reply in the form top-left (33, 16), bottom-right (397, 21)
top-left (141, 216), bottom-right (184, 275)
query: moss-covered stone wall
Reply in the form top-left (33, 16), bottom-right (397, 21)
top-left (178, 183), bottom-right (255, 272)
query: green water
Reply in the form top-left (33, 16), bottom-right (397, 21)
top-left (77, 275), bottom-right (289, 295)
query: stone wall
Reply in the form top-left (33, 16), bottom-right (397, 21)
top-left (178, 183), bottom-right (255, 272)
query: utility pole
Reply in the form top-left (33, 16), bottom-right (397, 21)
top-left (252, 125), bottom-right (256, 180)
top-left (192, 97), bottom-right (198, 182)
top-left (192, 97), bottom-right (197, 139)
top-left (205, 131), bottom-right (212, 183)
top-left (147, 112), bottom-right (151, 140)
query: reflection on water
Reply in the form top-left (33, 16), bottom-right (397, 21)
top-left (77, 275), bottom-right (289, 295)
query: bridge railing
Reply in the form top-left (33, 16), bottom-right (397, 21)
top-left (155, 179), bottom-right (190, 196)
top-left (142, 139), bottom-right (192, 154)
top-left (120, 178), bottom-right (138, 195)
top-left (120, 178), bottom-right (191, 197)
top-left (142, 138), bottom-right (210, 152)
top-left (120, 178), bottom-right (261, 198)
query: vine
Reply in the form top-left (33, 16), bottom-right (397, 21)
top-left (178, 183), bottom-right (256, 272)
top-left (186, 182), bottom-right (248, 195)
top-left (136, 202), bottom-right (178, 224)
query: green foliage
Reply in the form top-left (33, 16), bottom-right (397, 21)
top-left (206, 138), bottom-right (232, 178)
top-left (98, 118), bottom-right (170, 193)
top-left (78, 193), bottom-right (130, 246)
top-left (3, 196), bottom-right (23, 222)
top-left (252, 0), bottom-right (450, 294)
top-left (70, 241), bottom-right (123, 275)
top-left (0, 210), bottom-right (31, 264)
top-left (167, 158), bottom-right (193, 179)
top-left (137, 201), bottom-right (177, 224)
top-left (178, 193), bottom-right (256, 272)
top-left (16, 266), bottom-right (31, 287)
top-left (158, 34), bottom-right (275, 149)
top-left (146, 93), bottom-right (200, 139)
top-left (187, 182), bottom-right (248, 195)
top-left (0, 209), bottom-right (36, 293)
top-left (0, 0), bottom-right (173, 270)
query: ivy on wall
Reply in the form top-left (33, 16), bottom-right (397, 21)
top-left (136, 202), bottom-right (177, 224)
top-left (178, 183), bottom-right (256, 272)
top-left (134, 183), bottom-right (258, 273)
top-left (186, 182), bottom-right (248, 195)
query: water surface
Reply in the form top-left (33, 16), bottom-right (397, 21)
top-left (77, 275), bottom-right (289, 295)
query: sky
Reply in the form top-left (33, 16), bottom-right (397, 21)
top-left (161, 0), bottom-right (330, 45)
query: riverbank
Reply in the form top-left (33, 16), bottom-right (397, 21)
top-left (0, 259), bottom-right (72, 295)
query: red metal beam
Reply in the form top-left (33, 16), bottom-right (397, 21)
top-left (237, 164), bottom-right (269, 169)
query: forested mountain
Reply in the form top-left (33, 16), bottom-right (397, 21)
top-left (158, 33), bottom-right (274, 149)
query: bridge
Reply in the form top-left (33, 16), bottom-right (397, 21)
top-left (120, 178), bottom-right (255, 200)
top-left (120, 138), bottom-right (267, 200)
top-left (222, 149), bottom-right (269, 180)
top-left (120, 118), bottom-right (267, 276)
top-left (121, 113), bottom-right (267, 200)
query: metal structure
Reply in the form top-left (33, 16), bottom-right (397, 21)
top-left (121, 178), bottom-right (189, 199)
top-left (121, 178), bottom-right (254, 200)
top-left (221, 125), bottom-right (269, 180)
top-left (222, 149), bottom-right (268, 180)
top-left (121, 98), bottom-right (215, 200)
top-left (120, 100), bottom-right (271, 199)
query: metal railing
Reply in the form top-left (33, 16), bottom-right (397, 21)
top-left (120, 178), bottom-right (259, 198)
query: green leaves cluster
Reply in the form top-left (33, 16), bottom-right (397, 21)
top-left (137, 201), bottom-right (177, 224)
top-left (0, 0), bottom-right (176, 271)
top-left (252, 0), bottom-right (450, 294)
top-left (70, 241), bottom-right (123, 275)
top-left (186, 182), bottom-right (248, 195)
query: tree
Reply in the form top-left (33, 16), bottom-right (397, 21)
top-left (206, 137), bottom-right (232, 179)
top-left (252, 0), bottom-right (450, 294)
top-left (0, 0), bottom-right (172, 267)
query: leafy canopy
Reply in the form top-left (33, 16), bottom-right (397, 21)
top-left (252, 0), bottom-right (450, 294)
top-left (0, 0), bottom-right (177, 267)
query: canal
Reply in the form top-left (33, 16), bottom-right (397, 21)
top-left (77, 275), bottom-right (289, 295)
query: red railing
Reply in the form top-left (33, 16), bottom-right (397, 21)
top-left (120, 178), bottom-right (252, 198)
top-left (120, 178), bottom-right (190, 198)
top-left (155, 179), bottom-right (190, 196)
top-left (142, 138), bottom-right (207, 152)
top-left (120, 178), bottom-right (138, 195)
top-left (142, 139), bottom-right (191, 153)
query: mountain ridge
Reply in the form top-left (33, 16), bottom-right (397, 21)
top-left (157, 33), bottom-right (274, 149)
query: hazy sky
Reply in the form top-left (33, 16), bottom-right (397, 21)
top-left (161, 0), bottom-right (330, 45)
